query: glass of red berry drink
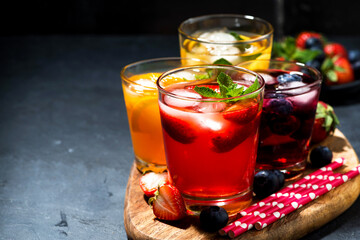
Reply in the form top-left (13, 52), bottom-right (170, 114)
top-left (238, 60), bottom-right (322, 179)
top-left (156, 65), bottom-right (265, 216)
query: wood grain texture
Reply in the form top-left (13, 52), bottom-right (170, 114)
top-left (124, 129), bottom-right (360, 240)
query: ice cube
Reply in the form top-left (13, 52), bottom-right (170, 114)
top-left (164, 89), bottom-right (201, 108)
top-left (260, 73), bottom-right (278, 85)
top-left (200, 118), bottom-right (223, 131)
top-left (198, 31), bottom-right (237, 43)
top-left (171, 71), bottom-right (196, 81)
top-left (197, 30), bottom-right (241, 64)
top-left (196, 102), bottom-right (227, 113)
top-left (277, 81), bottom-right (308, 94)
top-left (289, 90), bottom-right (319, 107)
top-left (208, 45), bottom-right (241, 65)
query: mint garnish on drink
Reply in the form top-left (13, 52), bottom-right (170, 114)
top-left (194, 72), bottom-right (259, 101)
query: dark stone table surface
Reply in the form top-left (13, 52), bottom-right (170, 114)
top-left (0, 35), bottom-right (359, 240)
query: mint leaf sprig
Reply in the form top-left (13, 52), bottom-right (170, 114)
top-left (194, 72), bottom-right (260, 102)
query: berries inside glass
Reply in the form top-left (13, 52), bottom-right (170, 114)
top-left (157, 65), bottom-right (265, 216)
top-left (239, 60), bottom-right (322, 179)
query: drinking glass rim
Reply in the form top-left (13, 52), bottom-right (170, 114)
top-left (178, 14), bottom-right (274, 45)
top-left (238, 60), bottom-right (323, 92)
top-left (156, 64), bottom-right (265, 102)
top-left (121, 57), bottom-right (206, 90)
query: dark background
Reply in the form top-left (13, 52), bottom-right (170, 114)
top-left (1, 1), bottom-right (360, 240)
top-left (1, 0), bottom-right (360, 38)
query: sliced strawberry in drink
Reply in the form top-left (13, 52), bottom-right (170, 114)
top-left (139, 172), bottom-right (170, 197)
top-left (149, 184), bottom-right (187, 221)
top-left (222, 100), bottom-right (259, 125)
top-left (211, 123), bottom-right (254, 153)
top-left (186, 84), bottom-right (220, 92)
top-left (160, 110), bottom-right (197, 144)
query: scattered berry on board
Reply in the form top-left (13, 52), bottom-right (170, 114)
top-left (200, 206), bottom-right (229, 232)
top-left (139, 171), bottom-right (170, 197)
top-left (149, 184), bottom-right (187, 221)
top-left (253, 170), bottom-right (285, 199)
top-left (310, 146), bottom-right (333, 168)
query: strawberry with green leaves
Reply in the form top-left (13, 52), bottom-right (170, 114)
top-left (322, 56), bottom-right (354, 85)
top-left (149, 184), bottom-right (187, 221)
top-left (311, 101), bottom-right (340, 144)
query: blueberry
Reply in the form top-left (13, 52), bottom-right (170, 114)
top-left (306, 59), bottom-right (322, 71)
top-left (348, 50), bottom-right (360, 64)
top-left (313, 50), bottom-right (325, 62)
top-left (200, 206), bottom-right (229, 232)
top-left (264, 98), bottom-right (293, 116)
top-left (277, 73), bottom-right (302, 84)
top-left (310, 146), bottom-right (333, 168)
top-left (268, 115), bottom-right (300, 135)
top-left (253, 170), bottom-right (282, 199)
top-left (272, 170), bottom-right (285, 189)
top-left (264, 92), bottom-right (286, 99)
top-left (305, 37), bottom-right (323, 50)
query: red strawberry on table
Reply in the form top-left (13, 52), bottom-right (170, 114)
top-left (139, 172), bottom-right (170, 197)
top-left (296, 32), bottom-right (322, 49)
top-left (324, 43), bottom-right (348, 58)
top-left (160, 110), bottom-right (196, 144)
top-left (323, 57), bottom-right (354, 85)
top-left (149, 184), bottom-right (187, 221)
top-left (311, 101), bottom-right (340, 144)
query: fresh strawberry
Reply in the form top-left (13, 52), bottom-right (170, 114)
top-left (149, 184), bottom-right (187, 221)
top-left (324, 43), bottom-right (348, 58)
top-left (160, 110), bottom-right (196, 144)
top-left (222, 101), bottom-right (259, 124)
top-left (139, 172), bottom-right (170, 197)
top-left (311, 101), bottom-right (340, 144)
top-left (211, 122), bottom-right (255, 153)
top-left (296, 32), bottom-right (322, 49)
top-left (323, 57), bottom-right (354, 85)
top-left (334, 57), bottom-right (355, 84)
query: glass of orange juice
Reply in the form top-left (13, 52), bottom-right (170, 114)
top-left (178, 14), bottom-right (274, 65)
top-left (121, 57), bottom-right (205, 173)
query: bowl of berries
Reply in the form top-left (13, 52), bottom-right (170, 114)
top-left (272, 31), bottom-right (360, 105)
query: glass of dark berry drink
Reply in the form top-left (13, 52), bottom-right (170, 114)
top-left (238, 60), bottom-right (322, 180)
top-left (157, 65), bottom-right (265, 216)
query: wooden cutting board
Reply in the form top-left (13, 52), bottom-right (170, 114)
top-left (124, 129), bottom-right (360, 240)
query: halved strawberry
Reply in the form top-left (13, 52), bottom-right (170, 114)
top-left (324, 43), bottom-right (348, 58)
top-left (139, 172), bottom-right (170, 197)
top-left (160, 110), bottom-right (196, 144)
top-left (211, 123), bottom-right (255, 153)
top-left (222, 101), bottom-right (259, 125)
top-left (149, 184), bottom-right (187, 221)
top-left (296, 32), bottom-right (322, 49)
top-left (186, 84), bottom-right (220, 92)
top-left (311, 101), bottom-right (340, 144)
